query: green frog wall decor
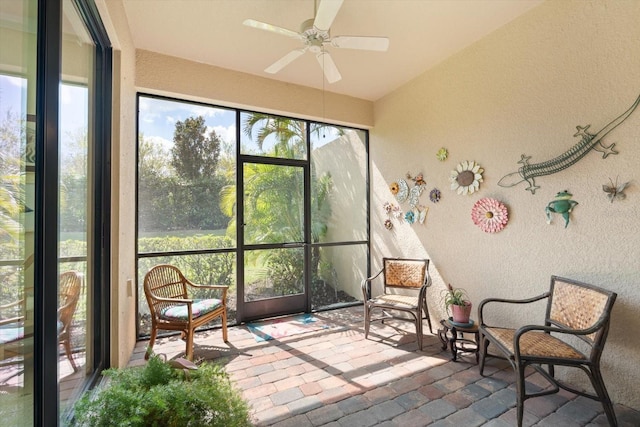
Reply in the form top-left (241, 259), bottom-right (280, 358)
top-left (545, 190), bottom-right (578, 228)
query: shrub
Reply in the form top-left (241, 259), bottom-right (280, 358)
top-left (73, 354), bottom-right (251, 427)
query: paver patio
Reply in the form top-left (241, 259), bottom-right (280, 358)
top-left (129, 305), bottom-right (640, 426)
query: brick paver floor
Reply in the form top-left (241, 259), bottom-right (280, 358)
top-left (129, 306), bottom-right (640, 426)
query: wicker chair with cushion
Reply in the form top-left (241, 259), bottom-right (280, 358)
top-left (143, 264), bottom-right (228, 361)
top-left (1, 271), bottom-right (82, 371)
top-left (361, 258), bottom-right (433, 350)
top-left (58, 270), bottom-right (83, 371)
top-left (0, 298), bottom-right (26, 363)
top-left (478, 276), bottom-right (618, 427)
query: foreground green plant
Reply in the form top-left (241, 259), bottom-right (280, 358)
top-left (73, 354), bottom-right (251, 427)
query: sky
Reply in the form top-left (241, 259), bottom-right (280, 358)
top-left (138, 95), bottom-right (342, 155)
top-left (138, 96), bottom-right (237, 151)
top-left (0, 74), bottom-right (88, 155)
top-left (1, 75), bottom-right (87, 130)
top-left (1, 74), bottom-right (344, 160)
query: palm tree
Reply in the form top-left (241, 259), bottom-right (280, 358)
top-left (221, 114), bottom-right (340, 288)
top-left (242, 113), bottom-right (306, 159)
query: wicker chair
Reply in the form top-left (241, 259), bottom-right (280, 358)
top-left (0, 271), bottom-right (82, 370)
top-left (143, 264), bottom-right (228, 361)
top-left (478, 276), bottom-right (618, 427)
top-left (0, 298), bottom-right (26, 363)
top-left (361, 258), bottom-right (433, 350)
top-left (58, 271), bottom-right (83, 371)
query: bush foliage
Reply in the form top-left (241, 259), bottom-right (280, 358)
top-left (73, 354), bottom-right (251, 427)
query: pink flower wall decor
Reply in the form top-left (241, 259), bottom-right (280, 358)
top-left (471, 198), bottom-right (508, 233)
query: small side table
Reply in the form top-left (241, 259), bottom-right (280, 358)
top-left (438, 318), bottom-right (480, 363)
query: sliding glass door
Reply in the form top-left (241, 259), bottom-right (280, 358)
top-left (0, 0), bottom-right (110, 423)
top-left (0, 1), bottom-right (37, 424)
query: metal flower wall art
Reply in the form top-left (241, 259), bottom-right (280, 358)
top-left (406, 172), bottom-right (426, 208)
top-left (545, 190), bottom-right (578, 228)
top-left (436, 148), bottom-right (448, 161)
top-left (386, 172), bottom-right (429, 229)
top-left (603, 177), bottom-right (629, 203)
top-left (499, 93), bottom-right (640, 194)
top-left (450, 161), bottom-right (484, 195)
top-left (471, 198), bottom-right (509, 233)
top-left (383, 202), bottom-right (402, 230)
top-left (405, 205), bottom-right (428, 225)
top-left (429, 188), bottom-right (441, 203)
top-left (390, 179), bottom-right (409, 203)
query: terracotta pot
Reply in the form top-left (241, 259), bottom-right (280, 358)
top-left (451, 301), bottom-right (472, 323)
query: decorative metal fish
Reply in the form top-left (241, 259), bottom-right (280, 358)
top-left (499, 94), bottom-right (640, 194)
top-left (603, 177), bottom-right (629, 203)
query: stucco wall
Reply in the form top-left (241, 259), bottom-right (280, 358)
top-left (135, 50), bottom-right (374, 129)
top-left (371, 0), bottom-right (640, 409)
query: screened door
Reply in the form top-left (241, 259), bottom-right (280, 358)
top-left (239, 160), bottom-right (308, 320)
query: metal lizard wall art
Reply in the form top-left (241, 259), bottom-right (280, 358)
top-left (498, 93), bottom-right (640, 194)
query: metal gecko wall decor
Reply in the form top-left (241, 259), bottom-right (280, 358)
top-left (498, 93), bottom-right (640, 194)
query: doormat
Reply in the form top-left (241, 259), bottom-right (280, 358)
top-left (246, 314), bottom-right (331, 342)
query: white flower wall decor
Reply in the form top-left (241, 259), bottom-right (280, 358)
top-left (450, 160), bottom-right (484, 195)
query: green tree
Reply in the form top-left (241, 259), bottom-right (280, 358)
top-left (171, 116), bottom-right (221, 181)
top-left (0, 110), bottom-right (27, 306)
top-left (242, 113), bottom-right (306, 159)
top-left (138, 134), bottom-right (177, 232)
top-left (0, 110), bottom-right (25, 245)
top-left (138, 119), bottom-right (231, 233)
top-left (222, 115), bottom-right (338, 290)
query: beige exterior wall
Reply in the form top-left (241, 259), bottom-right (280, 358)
top-left (313, 131), bottom-right (369, 299)
top-left (371, 0), bottom-right (640, 409)
top-left (135, 50), bottom-right (374, 129)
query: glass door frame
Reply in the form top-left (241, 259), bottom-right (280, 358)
top-left (33, 0), bottom-right (111, 423)
top-left (237, 153), bottom-right (311, 322)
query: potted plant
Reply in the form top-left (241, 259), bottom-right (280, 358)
top-left (73, 352), bottom-right (251, 426)
top-left (443, 283), bottom-right (472, 324)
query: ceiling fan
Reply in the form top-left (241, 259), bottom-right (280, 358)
top-left (243, 0), bottom-right (389, 84)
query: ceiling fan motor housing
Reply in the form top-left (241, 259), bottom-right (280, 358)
top-left (300, 18), bottom-right (329, 52)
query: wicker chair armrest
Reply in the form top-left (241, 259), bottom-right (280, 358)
top-left (516, 312), bottom-right (609, 340)
top-left (361, 269), bottom-right (384, 301)
top-left (0, 299), bottom-right (24, 310)
top-left (57, 299), bottom-right (76, 314)
top-left (417, 283), bottom-right (430, 306)
top-left (512, 323), bottom-right (602, 357)
top-left (185, 283), bottom-right (228, 301)
top-left (479, 292), bottom-right (550, 327)
top-left (150, 296), bottom-right (193, 305)
top-left (0, 316), bottom-right (24, 326)
top-left (188, 284), bottom-right (228, 290)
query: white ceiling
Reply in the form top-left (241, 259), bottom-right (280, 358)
top-left (120, 0), bottom-right (543, 102)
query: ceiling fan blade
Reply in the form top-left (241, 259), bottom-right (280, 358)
top-left (243, 19), bottom-right (300, 39)
top-left (331, 36), bottom-right (389, 51)
top-left (316, 51), bottom-right (342, 83)
top-left (265, 48), bottom-right (307, 74)
top-left (313, 0), bottom-right (344, 31)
